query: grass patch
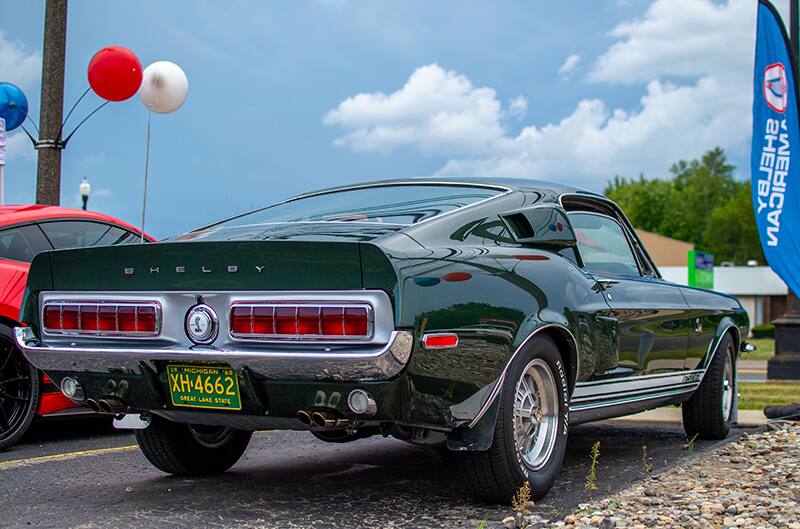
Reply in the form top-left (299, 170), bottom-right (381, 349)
top-left (742, 338), bottom-right (775, 360)
top-left (739, 381), bottom-right (800, 409)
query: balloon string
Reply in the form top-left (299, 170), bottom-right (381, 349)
top-left (62, 101), bottom-right (109, 146)
top-left (59, 86), bottom-right (91, 140)
top-left (19, 124), bottom-right (38, 147)
top-left (141, 108), bottom-right (152, 243)
top-left (25, 113), bottom-right (39, 135)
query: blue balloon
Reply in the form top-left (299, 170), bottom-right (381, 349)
top-left (0, 82), bottom-right (29, 131)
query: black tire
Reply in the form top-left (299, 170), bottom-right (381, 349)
top-left (455, 336), bottom-right (569, 503)
top-left (135, 416), bottom-right (252, 476)
top-left (0, 324), bottom-right (40, 451)
top-left (682, 332), bottom-right (735, 440)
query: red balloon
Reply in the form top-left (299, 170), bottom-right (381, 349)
top-left (87, 46), bottom-right (142, 102)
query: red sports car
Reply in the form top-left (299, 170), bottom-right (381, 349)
top-left (0, 205), bottom-right (153, 450)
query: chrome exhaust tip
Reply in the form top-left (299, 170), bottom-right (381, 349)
top-left (297, 410), bottom-right (313, 426)
top-left (310, 411), bottom-right (351, 429)
top-left (97, 397), bottom-right (126, 414)
top-left (311, 411), bottom-right (329, 428)
top-left (85, 398), bottom-right (100, 412)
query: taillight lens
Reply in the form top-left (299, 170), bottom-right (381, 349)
top-left (321, 307), bottom-right (344, 335)
top-left (42, 302), bottom-right (161, 336)
top-left (229, 303), bottom-right (372, 340)
top-left (344, 307), bottom-right (369, 336)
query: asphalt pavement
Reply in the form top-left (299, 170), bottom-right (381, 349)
top-left (738, 360), bottom-right (768, 382)
top-left (0, 416), bottom-right (754, 529)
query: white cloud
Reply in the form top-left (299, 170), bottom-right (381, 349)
top-left (324, 0), bottom-right (758, 188)
top-left (589, 0), bottom-right (753, 84)
top-left (4, 132), bottom-right (34, 162)
top-left (558, 54), bottom-right (581, 79)
top-left (0, 32), bottom-right (39, 163)
top-left (0, 31), bottom-right (40, 89)
top-left (323, 64), bottom-right (506, 156)
top-left (508, 95), bottom-right (528, 121)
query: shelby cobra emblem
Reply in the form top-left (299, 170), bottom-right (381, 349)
top-left (185, 304), bottom-right (219, 345)
top-left (14, 178), bottom-right (750, 503)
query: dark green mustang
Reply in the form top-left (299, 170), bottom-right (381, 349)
top-left (15, 178), bottom-right (749, 502)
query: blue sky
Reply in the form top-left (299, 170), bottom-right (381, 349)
top-left (0, 0), bottom-right (783, 238)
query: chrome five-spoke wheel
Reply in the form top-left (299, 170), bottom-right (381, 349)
top-left (455, 336), bottom-right (569, 502)
top-left (721, 348), bottom-right (734, 422)
top-left (512, 358), bottom-right (559, 471)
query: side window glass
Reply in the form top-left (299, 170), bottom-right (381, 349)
top-left (0, 225), bottom-right (53, 263)
top-left (40, 221), bottom-right (113, 249)
top-left (472, 220), bottom-right (515, 245)
top-left (568, 212), bottom-right (640, 276)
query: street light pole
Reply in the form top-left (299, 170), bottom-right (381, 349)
top-left (35, 0), bottom-right (68, 206)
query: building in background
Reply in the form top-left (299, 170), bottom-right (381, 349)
top-left (637, 230), bottom-right (788, 331)
top-left (637, 230), bottom-right (695, 267)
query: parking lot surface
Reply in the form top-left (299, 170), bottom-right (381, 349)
top-left (0, 417), bottom-right (750, 529)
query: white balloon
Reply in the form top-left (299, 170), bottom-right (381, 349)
top-left (139, 61), bottom-right (188, 113)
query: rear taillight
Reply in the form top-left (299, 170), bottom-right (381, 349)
top-left (230, 303), bottom-right (372, 340)
top-left (42, 302), bottom-right (161, 336)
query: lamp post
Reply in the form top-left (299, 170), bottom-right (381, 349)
top-left (79, 177), bottom-right (90, 211)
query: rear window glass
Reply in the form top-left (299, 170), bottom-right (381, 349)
top-left (216, 185), bottom-right (504, 227)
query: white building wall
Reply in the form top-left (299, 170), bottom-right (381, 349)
top-left (659, 266), bottom-right (787, 296)
top-left (658, 266), bottom-right (787, 330)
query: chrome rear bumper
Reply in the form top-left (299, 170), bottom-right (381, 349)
top-left (14, 327), bottom-right (414, 382)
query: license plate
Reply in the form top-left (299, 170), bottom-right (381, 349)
top-left (167, 365), bottom-right (242, 411)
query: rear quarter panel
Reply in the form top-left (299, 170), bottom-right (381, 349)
top-left (680, 286), bottom-right (749, 370)
top-left (392, 241), bottom-right (610, 427)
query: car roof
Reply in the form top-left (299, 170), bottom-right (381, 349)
top-left (0, 204), bottom-right (154, 240)
top-left (285, 176), bottom-right (605, 202)
top-left (189, 177), bottom-right (610, 234)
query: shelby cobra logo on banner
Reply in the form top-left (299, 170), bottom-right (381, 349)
top-left (752, 0), bottom-right (800, 297)
top-left (764, 63), bottom-right (788, 113)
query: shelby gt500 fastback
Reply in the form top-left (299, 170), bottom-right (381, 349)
top-left (14, 178), bottom-right (749, 502)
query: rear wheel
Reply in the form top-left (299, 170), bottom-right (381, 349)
top-left (455, 336), bottom-right (569, 503)
top-left (683, 333), bottom-right (735, 440)
top-left (0, 326), bottom-right (39, 451)
top-left (135, 417), bottom-right (252, 475)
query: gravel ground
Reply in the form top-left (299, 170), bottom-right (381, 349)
top-left (511, 422), bottom-right (799, 529)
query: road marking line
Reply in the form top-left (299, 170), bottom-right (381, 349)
top-left (0, 444), bottom-right (136, 470)
top-left (738, 369), bottom-right (767, 374)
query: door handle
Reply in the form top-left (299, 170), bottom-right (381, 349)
top-left (596, 279), bottom-right (619, 290)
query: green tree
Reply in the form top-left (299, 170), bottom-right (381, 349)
top-left (605, 147), bottom-right (764, 265)
top-left (703, 185), bottom-right (765, 265)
